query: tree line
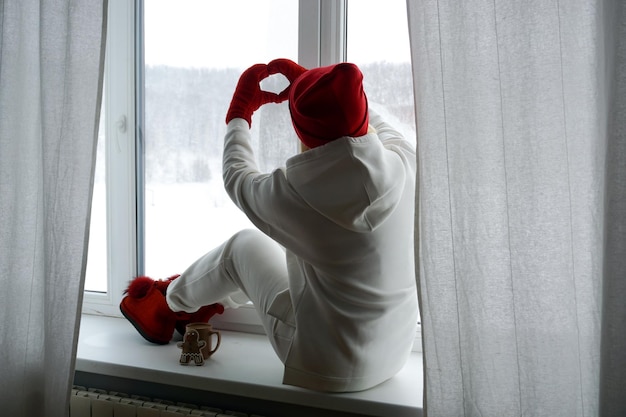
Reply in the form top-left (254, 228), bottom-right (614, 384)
top-left (97, 62), bottom-right (414, 184)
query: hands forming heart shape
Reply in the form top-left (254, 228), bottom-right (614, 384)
top-left (267, 58), bottom-right (308, 100)
top-left (225, 58), bottom-right (307, 126)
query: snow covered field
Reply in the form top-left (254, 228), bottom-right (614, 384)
top-left (85, 181), bottom-right (253, 292)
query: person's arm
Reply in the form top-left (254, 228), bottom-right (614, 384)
top-left (221, 59), bottom-right (306, 234)
top-left (368, 109), bottom-right (406, 144)
top-left (222, 119), bottom-right (263, 216)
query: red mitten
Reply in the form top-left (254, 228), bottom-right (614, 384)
top-left (267, 58), bottom-right (308, 101)
top-left (226, 63), bottom-right (283, 126)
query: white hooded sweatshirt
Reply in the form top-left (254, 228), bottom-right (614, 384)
top-left (223, 109), bottom-right (417, 392)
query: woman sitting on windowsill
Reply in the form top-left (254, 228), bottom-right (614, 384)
top-left (120, 58), bottom-right (417, 393)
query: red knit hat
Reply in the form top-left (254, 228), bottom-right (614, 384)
top-left (288, 63), bottom-right (369, 149)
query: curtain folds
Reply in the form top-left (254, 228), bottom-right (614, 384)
top-left (0, 1), bottom-right (107, 416)
top-left (407, 0), bottom-right (625, 416)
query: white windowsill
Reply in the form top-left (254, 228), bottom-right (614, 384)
top-left (76, 314), bottom-right (423, 417)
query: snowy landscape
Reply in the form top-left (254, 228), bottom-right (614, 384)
top-left (85, 62), bottom-right (416, 292)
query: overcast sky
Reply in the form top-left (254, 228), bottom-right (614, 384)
top-left (144, 0), bottom-right (410, 69)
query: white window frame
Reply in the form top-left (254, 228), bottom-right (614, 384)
top-left (82, 0), bottom-right (347, 326)
top-left (81, 0), bottom-right (420, 352)
top-left (299, 0), bottom-right (347, 67)
top-left (83, 0), bottom-right (137, 318)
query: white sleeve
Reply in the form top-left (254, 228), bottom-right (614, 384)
top-left (221, 118), bottom-right (292, 237)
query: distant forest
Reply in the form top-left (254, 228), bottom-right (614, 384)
top-left (100, 62), bottom-right (414, 184)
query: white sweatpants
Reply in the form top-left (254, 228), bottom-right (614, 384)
top-left (166, 228), bottom-right (294, 362)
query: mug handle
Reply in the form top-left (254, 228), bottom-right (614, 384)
top-left (208, 330), bottom-right (221, 355)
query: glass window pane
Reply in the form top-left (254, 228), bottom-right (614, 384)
top-left (143, 0), bottom-right (299, 276)
top-left (85, 96), bottom-right (107, 293)
top-left (347, 0), bottom-right (416, 144)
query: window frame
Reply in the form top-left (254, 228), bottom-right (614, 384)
top-left (82, 0), bottom-right (348, 328)
top-left (83, 0), bottom-right (138, 317)
top-left (82, 0), bottom-right (420, 352)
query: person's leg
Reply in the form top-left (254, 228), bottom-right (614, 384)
top-left (166, 228), bottom-right (294, 361)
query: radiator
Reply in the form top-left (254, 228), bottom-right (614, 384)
top-left (70, 386), bottom-right (267, 417)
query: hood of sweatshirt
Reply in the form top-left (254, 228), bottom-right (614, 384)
top-left (285, 133), bottom-right (407, 232)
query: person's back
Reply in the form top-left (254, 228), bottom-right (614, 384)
top-left (224, 62), bottom-right (417, 391)
top-left (282, 121), bottom-right (417, 392)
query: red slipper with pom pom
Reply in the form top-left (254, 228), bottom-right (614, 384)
top-left (174, 303), bottom-right (224, 336)
top-left (120, 276), bottom-right (178, 344)
top-left (143, 274), bottom-right (224, 336)
top-left (120, 275), bottom-right (224, 344)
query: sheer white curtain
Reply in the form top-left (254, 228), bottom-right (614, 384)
top-left (407, 0), bottom-right (625, 416)
top-left (0, 1), bottom-right (106, 416)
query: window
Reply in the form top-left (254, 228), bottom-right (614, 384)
top-left (85, 93), bottom-right (107, 293)
top-left (142, 0), bottom-right (299, 277)
top-left (347, 0), bottom-right (416, 145)
top-left (84, 0), bottom-right (418, 341)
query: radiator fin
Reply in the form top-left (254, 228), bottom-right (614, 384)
top-left (70, 386), bottom-right (267, 417)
